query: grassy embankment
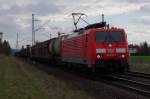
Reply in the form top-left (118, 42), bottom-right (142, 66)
top-left (0, 55), bottom-right (92, 99)
top-left (130, 56), bottom-right (150, 74)
top-left (0, 55), bottom-right (150, 99)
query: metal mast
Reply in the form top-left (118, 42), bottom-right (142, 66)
top-left (16, 33), bottom-right (18, 49)
top-left (102, 14), bottom-right (104, 22)
top-left (32, 14), bottom-right (51, 45)
top-left (32, 14), bottom-right (35, 46)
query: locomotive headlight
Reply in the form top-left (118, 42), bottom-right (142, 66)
top-left (116, 48), bottom-right (126, 53)
top-left (97, 55), bottom-right (101, 59)
top-left (96, 48), bottom-right (106, 53)
top-left (121, 54), bottom-right (125, 58)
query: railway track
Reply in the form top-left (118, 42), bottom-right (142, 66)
top-left (28, 60), bottom-right (150, 97)
top-left (99, 71), bottom-right (150, 97)
top-left (125, 71), bottom-right (150, 79)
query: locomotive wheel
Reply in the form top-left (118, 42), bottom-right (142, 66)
top-left (84, 66), bottom-right (96, 76)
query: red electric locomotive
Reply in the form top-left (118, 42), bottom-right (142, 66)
top-left (61, 23), bottom-right (129, 72)
top-left (16, 14), bottom-right (129, 73)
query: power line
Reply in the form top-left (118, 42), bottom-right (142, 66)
top-left (32, 13), bottom-right (52, 45)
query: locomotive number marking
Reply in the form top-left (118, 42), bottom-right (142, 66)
top-left (107, 49), bottom-right (115, 53)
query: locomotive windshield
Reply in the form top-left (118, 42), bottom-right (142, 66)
top-left (95, 32), bottom-right (125, 42)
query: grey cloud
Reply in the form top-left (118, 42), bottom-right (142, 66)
top-left (0, 16), bottom-right (22, 35)
top-left (140, 5), bottom-right (150, 13)
top-left (114, 0), bottom-right (150, 3)
top-left (0, 15), bottom-right (32, 48)
top-left (0, 0), bottom-right (150, 48)
top-left (131, 17), bottom-right (150, 26)
top-left (0, 1), bottom-right (64, 16)
top-left (0, 0), bottom-right (65, 48)
top-left (127, 0), bottom-right (150, 3)
top-left (27, 2), bottom-right (64, 16)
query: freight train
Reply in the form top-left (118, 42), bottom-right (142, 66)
top-left (16, 16), bottom-right (129, 73)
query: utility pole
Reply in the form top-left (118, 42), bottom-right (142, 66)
top-left (32, 14), bottom-right (35, 46)
top-left (16, 33), bottom-right (18, 49)
top-left (50, 33), bottom-right (51, 39)
top-left (32, 14), bottom-right (51, 45)
top-left (102, 14), bottom-right (104, 22)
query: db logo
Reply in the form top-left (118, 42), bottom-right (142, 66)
top-left (108, 44), bottom-right (112, 48)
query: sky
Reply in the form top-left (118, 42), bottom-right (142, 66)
top-left (0, 0), bottom-right (150, 49)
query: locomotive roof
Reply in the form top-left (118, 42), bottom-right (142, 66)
top-left (66, 28), bottom-right (125, 40)
top-left (90, 28), bottom-right (125, 31)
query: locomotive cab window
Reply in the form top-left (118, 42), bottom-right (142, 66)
top-left (95, 32), bottom-right (125, 42)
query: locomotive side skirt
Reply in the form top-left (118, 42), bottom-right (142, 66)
top-left (62, 56), bottom-right (88, 64)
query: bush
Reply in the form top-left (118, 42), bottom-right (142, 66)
top-left (0, 40), bottom-right (11, 55)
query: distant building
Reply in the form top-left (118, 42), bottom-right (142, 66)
top-left (128, 44), bottom-right (139, 55)
top-left (129, 48), bottom-right (137, 54)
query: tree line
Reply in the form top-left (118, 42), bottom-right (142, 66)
top-left (0, 39), bottom-right (11, 55)
top-left (129, 41), bottom-right (150, 56)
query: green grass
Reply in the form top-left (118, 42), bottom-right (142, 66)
top-left (0, 55), bottom-right (93, 99)
top-left (0, 55), bottom-right (49, 99)
top-left (130, 56), bottom-right (150, 64)
top-left (130, 56), bottom-right (150, 74)
top-left (1, 55), bottom-right (150, 99)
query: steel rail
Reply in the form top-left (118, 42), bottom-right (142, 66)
top-left (105, 74), bottom-right (150, 97)
top-left (125, 71), bottom-right (150, 79)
